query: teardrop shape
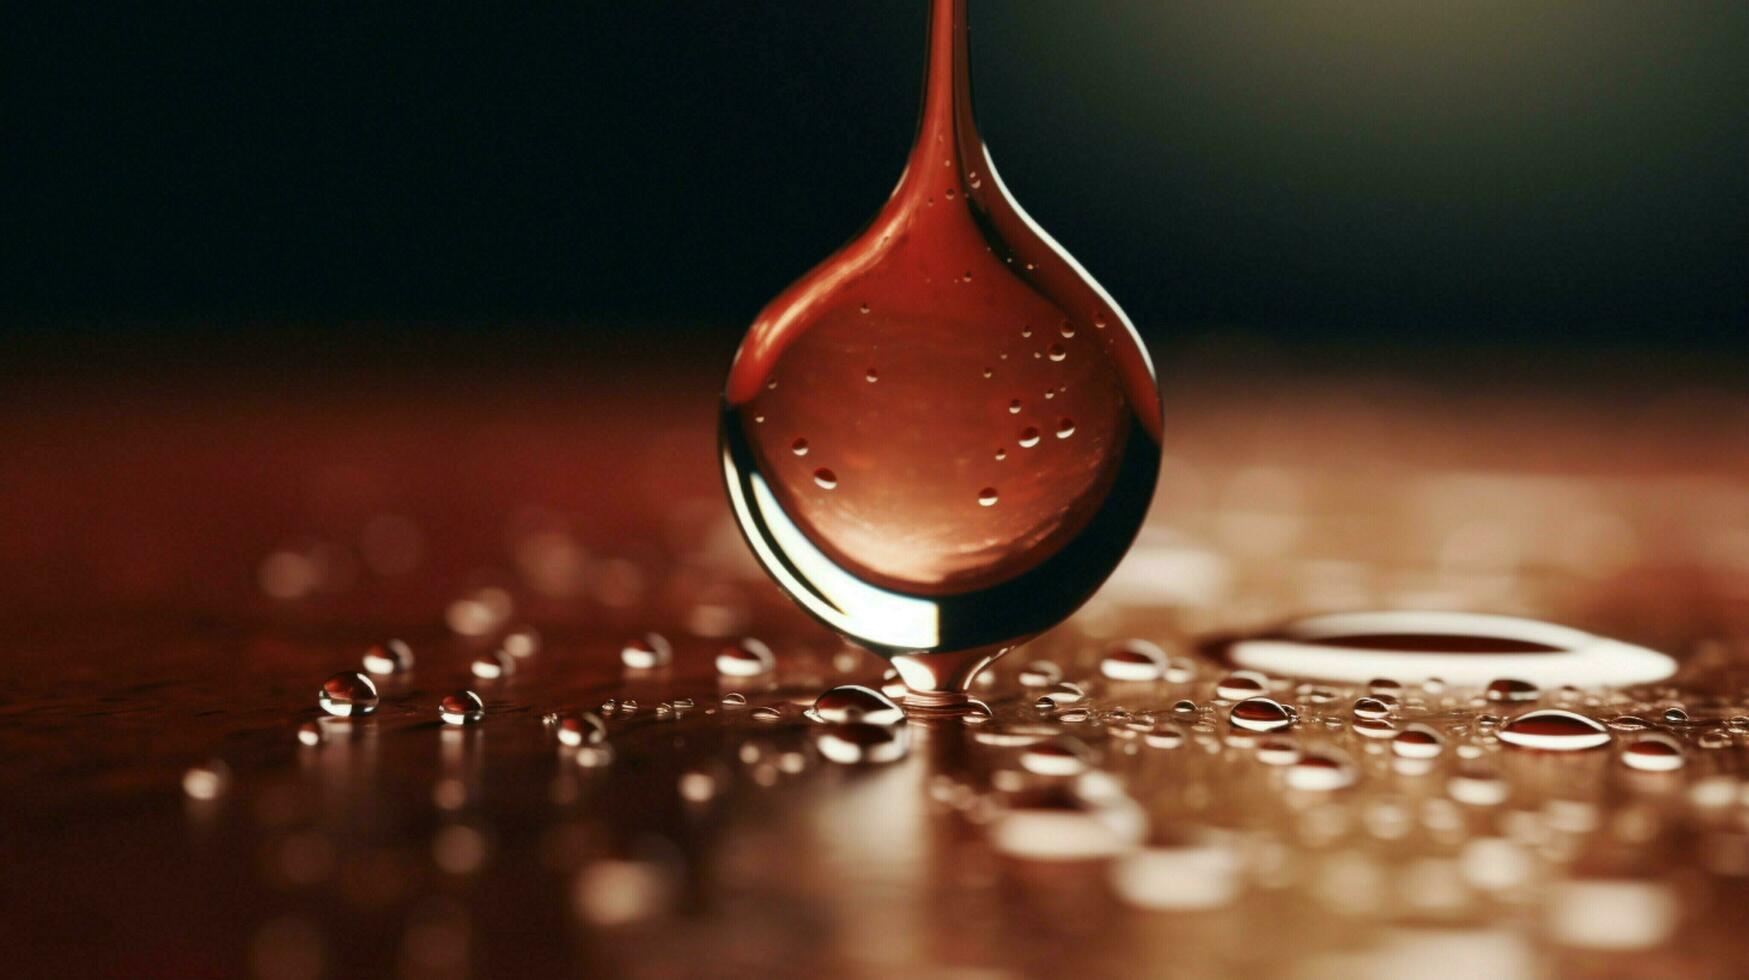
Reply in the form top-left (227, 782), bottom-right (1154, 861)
top-left (1497, 709), bottom-right (1611, 751)
top-left (718, 0), bottom-right (1160, 709)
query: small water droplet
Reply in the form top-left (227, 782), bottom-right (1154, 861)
top-left (859, 302), bottom-right (870, 314)
top-left (813, 468), bottom-right (838, 490)
top-left (296, 721), bottom-right (322, 747)
top-left (439, 690), bottom-right (485, 725)
top-left (1662, 706), bottom-right (1690, 725)
top-left (1608, 714), bottom-right (1651, 731)
top-left (1172, 699), bottom-right (1199, 716)
top-left (1352, 717), bottom-right (1398, 739)
top-left (1229, 697), bottom-right (1294, 733)
top-left (1020, 325), bottom-right (1033, 339)
top-left (720, 692), bottom-right (749, 708)
top-left (1367, 677), bottom-right (1403, 696)
top-left (809, 684), bottom-right (905, 726)
top-left (1485, 678), bottom-right (1540, 703)
top-left (362, 639), bottom-right (414, 676)
top-left (318, 671), bottom-right (378, 717)
top-left (554, 712), bottom-right (608, 747)
top-left (865, 368), bottom-right (879, 383)
top-left (750, 706), bottom-right (784, 723)
top-left (1008, 399), bottom-right (1022, 414)
top-left (1017, 427), bottom-right (1040, 448)
top-left (470, 650), bottom-right (515, 680)
top-left (1622, 734), bottom-right (1685, 772)
top-left (1497, 708), bottom-right (1610, 751)
top-left (791, 438), bottom-right (809, 456)
top-left (973, 487), bottom-right (1000, 508)
top-left (982, 367), bottom-right (994, 379)
top-left (1060, 322), bottom-right (1076, 338)
top-left (620, 633), bottom-right (673, 670)
top-left (1352, 695), bottom-right (1396, 720)
top-left (994, 448), bottom-right (1007, 461)
top-left (1047, 344), bottom-right (1067, 362)
top-left (1055, 418), bottom-right (1075, 439)
top-left (1100, 640), bottom-right (1169, 681)
top-left (715, 637), bottom-right (776, 677)
top-left (1215, 671), bottom-right (1267, 700)
top-left (1392, 724), bottom-right (1445, 759)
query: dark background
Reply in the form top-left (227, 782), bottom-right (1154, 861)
top-left (5, 1), bottom-right (1746, 365)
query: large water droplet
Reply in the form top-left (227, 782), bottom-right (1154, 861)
top-left (1497, 709), bottom-right (1610, 751)
top-left (1621, 734), bottom-right (1685, 772)
top-left (1229, 697), bottom-right (1294, 733)
top-left (318, 671), bottom-right (378, 717)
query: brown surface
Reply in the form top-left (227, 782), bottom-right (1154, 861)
top-left (4, 345), bottom-right (1749, 977)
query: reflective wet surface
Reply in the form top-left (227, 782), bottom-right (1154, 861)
top-left (7, 350), bottom-right (1749, 978)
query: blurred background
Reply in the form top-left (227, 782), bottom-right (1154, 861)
top-left (1, 1), bottom-right (1745, 616)
top-left (6, 1), bottom-right (1744, 363)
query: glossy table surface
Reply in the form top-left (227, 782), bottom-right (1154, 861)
top-left (5, 339), bottom-right (1749, 978)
